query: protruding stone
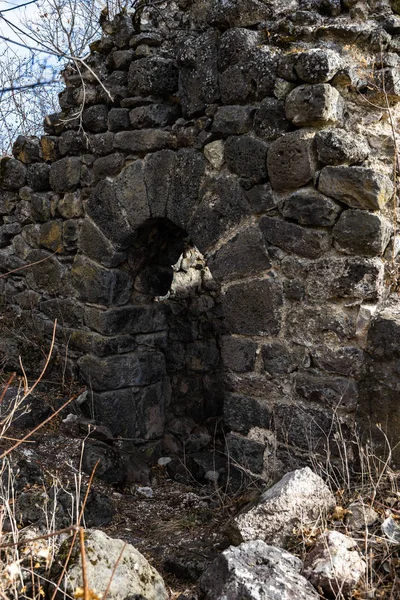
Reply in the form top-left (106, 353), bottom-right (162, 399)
top-left (221, 336), bottom-right (258, 373)
top-left (113, 130), bottom-right (170, 153)
top-left (204, 140), bottom-right (225, 170)
top-left (84, 304), bottom-right (167, 336)
top-left (57, 191), bottom-right (83, 218)
top-left (12, 136), bottom-right (42, 164)
top-left (285, 84), bottom-right (344, 127)
top-left (26, 163), bottom-right (50, 192)
top-left (129, 104), bottom-right (180, 129)
top-left (253, 97), bottom-right (291, 140)
top-left (26, 249), bottom-right (63, 293)
top-left (39, 220), bottom-right (63, 252)
top-left (0, 158), bottom-right (26, 190)
top-left (333, 210), bottom-right (392, 256)
top-left (318, 166), bottom-right (394, 210)
top-left (267, 130), bottom-right (317, 192)
top-left (295, 372), bottom-right (358, 412)
top-left (315, 129), bottom-right (370, 165)
top-left (295, 48), bottom-right (343, 83)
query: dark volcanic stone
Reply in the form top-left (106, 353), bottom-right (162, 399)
top-left (128, 57), bottom-right (178, 96)
top-left (254, 97), bottom-right (291, 140)
top-left (93, 153), bottom-right (125, 179)
top-left (222, 278), bottom-right (283, 336)
top-left (78, 218), bottom-right (126, 268)
top-left (0, 158), bottom-right (26, 189)
top-left (129, 104), bottom-right (180, 129)
top-left (212, 105), bottom-right (255, 136)
top-left (225, 135), bottom-right (268, 183)
top-left (333, 209), bottom-right (392, 256)
top-left (222, 336), bottom-right (258, 373)
top-left (82, 440), bottom-right (124, 485)
top-left (260, 216), bottom-right (331, 258)
top-left (26, 163), bottom-right (50, 191)
top-left (285, 84), bottom-right (344, 127)
top-left (267, 131), bottom-right (317, 192)
top-left (295, 48), bottom-right (342, 83)
top-left (315, 129), bottom-right (369, 165)
top-left (108, 108), bottom-right (131, 132)
top-left (70, 255), bottom-right (133, 305)
top-left (49, 157), bottom-right (81, 192)
top-left (280, 187), bottom-right (342, 226)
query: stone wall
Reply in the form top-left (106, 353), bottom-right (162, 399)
top-left (1, 0), bottom-right (400, 471)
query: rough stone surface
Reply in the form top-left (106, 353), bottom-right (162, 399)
top-left (303, 531), bottom-right (366, 597)
top-left (267, 131), bottom-right (318, 192)
top-left (295, 48), bottom-right (343, 83)
top-left (280, 187), bottom-right (342, 226)
top-left (333, 210), bottom-right (392, 256)
top-left (229, 467), bottom-right (335, 546)
top-left (198, 541), bottom-right (319, 600)
top-left (260, 216), bottom-right (331, 258)
top-left (52, 529), bottom-right (168, 600)
top-left (285, 84), bottom-right (344, 127)
top-left (315, 129), bottom-right (370, 165)
top-left (318, 166), bottom-right (394, 210)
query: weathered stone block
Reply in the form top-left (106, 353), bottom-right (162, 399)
top-left (220, 46), bottom-right (278, 103)
top-left (58, 131), bottom-right (89, 156)
top-left (40, 298), bottom-right (84, 327)
top-left (31, 192), bottom-right (52, 222)
top-left (178, 30), bottom-right (220, 117)
top-left (82, 105), bottom-right (109, 133)
top-left (285, 84), bottom-right (344, 127)
top-left (49, 157), bottom-right (81, 192)
top-left (144, 150), bottom-right (177, 218)
top-left (253, 97), bottom-right (291, 141)
top-left (245, 183), bottom-right (276, 214)
top-left (285, 303), bottom-right (357, 344)
top-left (57, 191), bottom-right (83, 219)
top-left (366, 304), bottom-right (400, 360)
top-left (224, 394), bottom-right (270, 434)
top-left (70, 255), bottom-right (132, 306)
top-left (113, 130), bottom-right (170, 153)
top-left (78, 351), bottom-right (166, 391)
top-left (93, 153), bottom-right (125, 179)
top-left (26, 163), bottom-right (50, 192)
top-left (128, 57), bottom-right (178, 96)
top-left (89, 131), bottom-right (114, 156)
top-left (225, 432), bottom-right (266, 474)
top-left (311, 345), bottom-right (364, 377)
top-left (25, 249), bottom-right (63, 293)
top-left (41, 135), bottom-right (60, 162)
top-left (225, 135), bottom-right (268, 183)
top-left (218, 27), bottom-right (260, 71)
top-left (167, 149), bottom-right (206, 230)
top-left (0, 223), bottom-right (21, 247)
top-left (12, 135), bottom-right (42, 163)
top-left (219, 65), bottom-right (253, 105)
top-left (186, 340), bottom-right (220, 372)
top-left (333, 210), bottom-right (392, 256)
top-left (0, 158), bottom-right (26, 190)
top-left (188, 174), bottom-right (251, 252)
top-left (267, 130), bottom-right (317, 192)
top-left (280, 187), bottom-right (342, 226)
top-left (295, 372), bottom-right (358, 412)
top-left (318, 166), bottom-right (394, 210)
top-left (221, 336), bottom-right (258, 373)
top-left (209, 226), bottom-right (270, 280)
top-left (129, 104), bottom-right (180, 129)
top-left (262, 342), bottom-right (306, 375)
top-left (295, 48), bottom-right (342, 83)
top-left (0, 191), bottom-right (16, 215)
top-left (91, 383), bottom-right (165, 440)
top-left (84, 304), bottom-right (167, 335)
top-left (315, 129), bottom-right (369, 165)
top-left (63, 219), bottom-right (80, 251)
top-left (260, 216), bottom-right (331, 258)
top-left (204, 140), bottom-right (225, 170)
top-left (39, 220), bottom-right (63, 252)
top-left (108, 108), bottom-right (130, 132)
top-left (222, 278), bottom-right (282, 335)
top-left (69, 330), bottom-right (137, 357)
top-left (114, 160), bottom-right (150, 230)
top-left (212, 105), bottom-right (255, 136)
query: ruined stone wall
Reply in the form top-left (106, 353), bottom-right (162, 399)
top-left (1, 0), bottom-right (400, 471)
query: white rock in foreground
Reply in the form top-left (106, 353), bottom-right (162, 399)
top-left (51, 529), bottom-right (168, 600)
top-left (229, 467), bottom-right (335, 546)
top-left (198, 540), bottom-right (320, 600)
top-left (303, 530), bottom-right (366, 596)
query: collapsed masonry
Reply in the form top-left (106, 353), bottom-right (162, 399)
top-left (1, 0), bottom-right (400, 473)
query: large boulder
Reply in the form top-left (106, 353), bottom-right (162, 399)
top-left (198, 540), bottom-right (319, 600)
top-left (228, 467), bottom-right (335, 546)
top-left (50, 529), bottom-right (168, 600)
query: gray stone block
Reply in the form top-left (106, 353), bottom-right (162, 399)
top-left (0, 158), bottom-right (26, 190)
top-left (260, 216), bottom-right (331, 258)
top-left (285, 84), bottom-right (344, 127)
top-left (315, 129), bottom-right (369, 165)
top-left (212, 105), bottom-right (255, 136)
top-left (128, 57), bottom-right (178, 96)
top-left (78, 351), bottom-right (166, 391)
top-left (318, 166), bottom-right (394, 210)
top-left (82, 104), bottom-right (109, 133)
top-left (144, 149), bottom-right (177, 218)
top-left (93, 153), bottom-right (125, 179)
top-left (25, 249), bottom-right (63, 293)
top-left (221, 336), bottom-right (258, 373)
top-left (295, 48), bottom-right (343, 83)
top-left (84, 304), bottom-right (167, 336)
top-left (245, 183), bottom-right (276, 214)
top-left (222, 278), bottom-right (283, 335)
top-left (70, 255), bottom-right (132, 305)
top-left (280, 187), bottom-right (342, 226)
top-left (333, 209), bottom-right (392, 256)
top-left (113, 129), bottom-right (170, 152)
top-left (225, 135), bottom-right (268, 183)
top-left (209, 226), bottom-right (271, 280)
top-left (58, 131), bottom-right (89, 156)
top-left (261, 342), bottom-right (306, 375)
top-left (26, 163), bottom-right (50, 192)
top-left (108, 108), bottom-right (131, 132)
top-left (311, 345), bottom-right (364, 377)
top-left (129, 104), bottom-right (180, 129)
top-left (49, 157), bottom-right (81, 192)
top-left (218, 27), bottom-right (260, 71)
top-left (267, 130), bottom-right (317, 192)
top-left (253, 97), bottom-right (291, 141)
top-left (224, 394), bottom-right (270, 434)
top-left (225, 432), bottom-right (266, 474)
top-left (88, 131), bottom-right (114, 156)
top-left (295, 372), bottom-right (358, 412)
